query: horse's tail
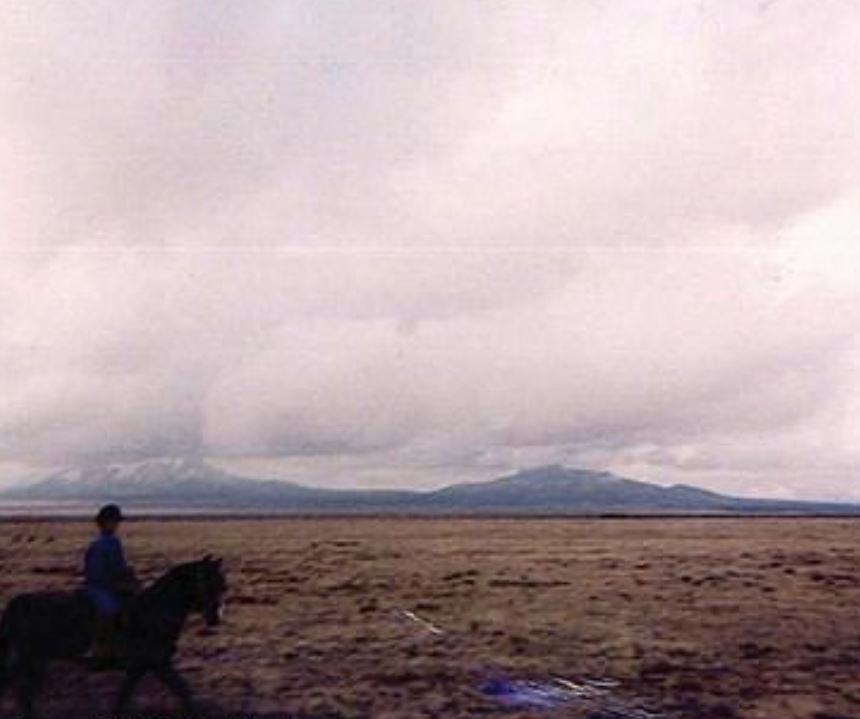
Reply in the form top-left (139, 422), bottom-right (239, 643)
top-left (0, 597), bottom-right (20, 676)
top-left (0, 602), bottom-right (13, 693)
top-left (0, 602), bottom-right (11, 664)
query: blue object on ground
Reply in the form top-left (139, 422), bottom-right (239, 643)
top-left (479, 675), bottom-right (663, 718)
top-left (481, 677), bottom-right (570, 708)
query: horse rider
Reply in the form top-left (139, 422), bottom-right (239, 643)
top-left (83, 503), bottom-right (139, 665)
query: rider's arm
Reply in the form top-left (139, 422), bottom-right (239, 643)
top-left (109, 537), bottom-right (136, 587)
top-left (84, 541), bottom-right (108, 587)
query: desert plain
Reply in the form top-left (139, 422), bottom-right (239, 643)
top-left (0, 516), bottom-right (857, 719)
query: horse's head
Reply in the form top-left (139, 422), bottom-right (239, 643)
top-left (192, 555), bottom-right (227, 627)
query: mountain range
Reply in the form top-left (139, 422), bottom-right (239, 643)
top-left (1, 459), bottom-right (857, 516)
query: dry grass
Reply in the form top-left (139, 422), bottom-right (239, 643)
top-left (0, 517), bottom-right (858, 718)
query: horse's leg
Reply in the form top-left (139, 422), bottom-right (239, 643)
top-left (153, 663), bottom-right (196, 718)
top-left (0, 663), bottom-right (16, 708)
top-left (0, 631), bottom-right (16, 704)
top-left (17, 659), bottom-right (44, 719)
top-left (114, 665), bottom-right (146, 717)
top-left (0, 653), bottom-right (12, 703)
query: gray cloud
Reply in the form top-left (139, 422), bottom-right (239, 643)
top-left (1, 1), bottom-right (860, 499)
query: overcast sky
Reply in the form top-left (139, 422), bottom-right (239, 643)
top-left (2, 1), bottom-right (860, 499)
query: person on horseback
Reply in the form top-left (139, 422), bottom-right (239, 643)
top-left (83, 503), bottom-right (139, 664)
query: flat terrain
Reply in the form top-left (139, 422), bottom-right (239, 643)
top-left (0, 517), bottom-right (858, 719)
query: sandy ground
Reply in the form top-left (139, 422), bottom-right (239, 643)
top-left (0, 517), bottom-right (858, 719)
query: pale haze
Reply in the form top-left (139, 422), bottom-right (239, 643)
top-left (2, 1), bottom-right (860, 500)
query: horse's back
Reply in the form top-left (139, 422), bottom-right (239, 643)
top-left (2, 589), bottom-right (95, 660)
top-left (4, 588), bottom-right (90, 619)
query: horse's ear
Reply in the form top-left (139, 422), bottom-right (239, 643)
top-left (202, 554), bottom-right (213, 563)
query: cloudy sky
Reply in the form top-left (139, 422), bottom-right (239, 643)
top-left (2, 1), bottom-right (860, 500)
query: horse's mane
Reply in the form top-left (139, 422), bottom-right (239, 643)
top-left (142, 560), bottom-right (200, 597)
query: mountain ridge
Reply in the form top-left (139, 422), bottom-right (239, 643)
top-left (1, 459), bottom-right (857, 515)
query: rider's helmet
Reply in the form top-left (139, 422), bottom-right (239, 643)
top-left (95, 503), bottom-right (124, 524)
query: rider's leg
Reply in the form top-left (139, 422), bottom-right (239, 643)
top-left (90, 611), bottom-right (118, 659)
top-left (84, 588), bottom-right (121, 661)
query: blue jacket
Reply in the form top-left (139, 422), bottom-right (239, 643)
top-left (84, 533), bottom-right (131, 613)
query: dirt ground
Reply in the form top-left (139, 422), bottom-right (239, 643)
top-left (0, 516), bottom-right (858, 719)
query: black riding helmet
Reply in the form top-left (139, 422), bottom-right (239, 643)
top-left (95, 503), bottom-right (124, 523)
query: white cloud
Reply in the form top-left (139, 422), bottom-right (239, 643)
top-left (1, 1), bottom-right (860, 498)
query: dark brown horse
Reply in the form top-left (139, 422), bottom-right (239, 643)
top-left (0, 555), bottom-right (226, 718)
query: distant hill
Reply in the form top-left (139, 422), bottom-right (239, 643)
top-left (0, 459), bottom-right (419, 512)
top-left (421, 465), bottom-right (860, 514)
top-left (1, 460), bottom-right (857, 515)
top-left (422, 465), bottom-right (732, 512)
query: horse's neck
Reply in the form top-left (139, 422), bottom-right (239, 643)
top-left (138, 568), bottom-right (195, 632)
